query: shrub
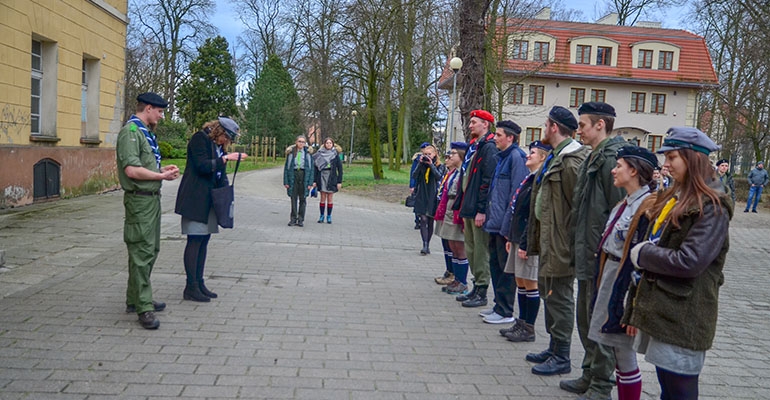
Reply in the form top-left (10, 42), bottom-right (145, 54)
top-left (158, 141), bottom-right (173, 159)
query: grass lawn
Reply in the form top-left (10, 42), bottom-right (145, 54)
top-left (341, 162), bottom-right (411, 188)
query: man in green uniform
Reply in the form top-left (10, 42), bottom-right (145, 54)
top-left (116, 92), bottom-right (180, 329)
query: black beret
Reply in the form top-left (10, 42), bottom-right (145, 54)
top-left (136, 92), bottom-right (168, 108)
top-left (529, 140), bottom-right (552, 152)
top-left (450, 141), bottom-right (468, 151)
top-left (617, 146), bottom-right (658, 169)
top-left (658, 127), bottom-right (720, 155)
top-left (548, 106), bottom-right (578, 131)
top-left (496, 120), bottom-right (521, 135)
top-left (716, 159), bottom-right (729, 167)
top-left (578, 101), bottom-right (616, 117)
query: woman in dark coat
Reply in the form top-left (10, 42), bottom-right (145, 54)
top-left (313, 138), bottom-right (343, 224)
top-left (412, 144), bottom-right (446, 255)
top-left (175, 117), bottom-right (247, 302)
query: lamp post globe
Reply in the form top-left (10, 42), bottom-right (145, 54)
top-left (448, 57), bottom-right (462, 145)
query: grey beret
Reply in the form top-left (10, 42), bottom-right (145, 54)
top-left (218, 116), bottom-right (240, 140)
top-left (657, 127), bottom-right (720, 155)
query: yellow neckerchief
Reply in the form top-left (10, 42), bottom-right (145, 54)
top-left (651, 196), bottom-right (677, 238)
top-left (424, 162), bottom-right (431, 183)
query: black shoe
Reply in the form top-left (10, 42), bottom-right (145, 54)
top-left (420, 242), bottom-right (430, 255)
top-left (199, 281), bottom-right (218, 298)
top-left (138, 311), bottom-right (159, 329)
top-left (414, 222), bottom-right (420, 230)
top-left (461, 285), bottom-right (487, 307)
top-left (744, 209), bottom-right (749, 213)
top-left (526, 348), bottom-right (554, 363)
top-left (288, 220), bottom-right (296, 226)
top-left (560, 377), bottom-right (591, 394)
top-left (752, 210), bottom-right (758, 213)
top-left (183, 285), bottom-right (211, 302)
top-left (531, 354), bottom-right (571, 376)
top-left (297, 221), bottom-right (304, 227)
top-left (456, 285), bottom-right (477, 302)
top-left (126, 301), bottom-right (166, 314)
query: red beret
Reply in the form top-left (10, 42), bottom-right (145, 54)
top-left (469, 110), bottom-right (494, 124)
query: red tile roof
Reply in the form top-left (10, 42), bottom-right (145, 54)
top-left (500, 19), bottom-right (718, 87)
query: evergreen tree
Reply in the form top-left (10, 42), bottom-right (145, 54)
top-left (177, 36), bottom-right (237, 132)
top-left (244, 54), bottom-right (302, 149)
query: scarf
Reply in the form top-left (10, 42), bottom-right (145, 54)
top-left (314, 147), bottom-right (337, 169)
top-left (128, 115), bottom-right (160, 169)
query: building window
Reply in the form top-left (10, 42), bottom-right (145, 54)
top-left (81, 57), bottom-right (100, 141)
top-left (512, 40), bottom-right (528, 60)
top-left (659, 51), bottom-right (674, 70)
top-left (508, 84), bottom-right (524, 104)
top-left (651, 93), bottom-right (666, 114)
top-left (526, 127), bottom-right (541, 143)
top-left (534, 41), bottom-right (549, 62)
top-left (638, 49), bottom-right (653, 68)
top-left (31, 40), bottom-right (42, 135)
top-left (631, 92), bottom-right (646, 112)
top-left (596, 46), bottom-right (612, 66)
top-left (529, 85), bottom-right (544, 105)
top-left (590, 89), bottom-right (606, 103)
top-left (576, 45), bottom-right (591, 64)
top-left (647, 135), bottom-right (663, 152)
top-left (570, 88), bottom-right (586, 108)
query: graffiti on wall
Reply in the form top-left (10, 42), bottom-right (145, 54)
top-left (0, 104), bottom-right (31, 144)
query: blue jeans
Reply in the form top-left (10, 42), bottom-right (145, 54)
top-left (746, 185), bottom-right (764, 211)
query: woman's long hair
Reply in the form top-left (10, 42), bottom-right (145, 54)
top-left (649, 149), bottom-right (722, 229)
top-left (203, 120), bottom-right (228, 142)
top-left (423, 145), bottom-right (441, 166)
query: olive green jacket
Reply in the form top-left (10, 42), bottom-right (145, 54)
top-left (571, 136), bottom-right (628, 280)
top-left (527, 139), bottom-right (590, 278)
top-left (116, 120), bottom-right (162, 193)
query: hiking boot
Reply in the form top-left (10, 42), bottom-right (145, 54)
top-left (125, 301), bottom-right (166, 314)
top-left (461, 285), bottom-right (488, 308)
top-left (526, 338), bottom-right (555, 363)
top-left (576, 389), bottom-right (612, 400)
top-left (183, 285), bottom-right (211, 302)
top-left (435, 271), bottom-right (454, 285)
top-left (499, 319), bottom-right (522, 336)
top-left (560, 376), bottom-right (591, 394)
top-left (445, 282), bottom-right (468, 295)
top-left (456, 285), bottom-right (477, 301)
top-left (531, 354), bottom-right (571, 375)
top-left (504, 322), bottom-right (535, 342)
top-left (138, 311), bottom-right (159, 329)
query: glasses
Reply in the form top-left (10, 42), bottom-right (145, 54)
top-left (297, 140), bottom-right (306, 143)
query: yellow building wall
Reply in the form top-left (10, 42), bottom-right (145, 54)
top-left (0, 0), bottom-right (127, 147)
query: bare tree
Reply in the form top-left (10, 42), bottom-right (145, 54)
top-left (130, 0), bottom-right (216, 116)
top-left (604, 0), bottom-right (685, 26)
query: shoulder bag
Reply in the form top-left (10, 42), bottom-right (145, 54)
top-left (211, 153), bottom-right (241, 229)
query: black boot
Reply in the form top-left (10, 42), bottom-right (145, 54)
top-left (462, 285), bottom-right (488, 307)
top-left (183, 284), bottom-right (210, 302)
top-left (420, 241), bottom-right (430, 255)
top-left (199, 280), bottom-right (218, 298)
top-left (456, 284), bottom-right (477, 302)
top-left (531, 341), bottom-right (571, 376)
top-left (526, 337), bottom-right (555, 363)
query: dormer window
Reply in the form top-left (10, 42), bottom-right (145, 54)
top-left (631, 41), bottom-right (680, 71)
top-left (568, 36), bottom-right (619, 66)
top-left (534, 41), bottom-right (550, 62)
top-left (576, 45), bottom-right (591, 64)
top-left (638, 50), bottom-right (653, 68)
top-left (659, 51), bottom-right (674, 70)
top-left (512, 40), bottom-right (528, 60)
top-left (597, 47), bottom-right (612, 66)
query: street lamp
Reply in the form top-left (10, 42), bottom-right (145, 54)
top-left (448, 57), bottom-right (463, 145)
top-left (348, 110), bottom-right (358, 167)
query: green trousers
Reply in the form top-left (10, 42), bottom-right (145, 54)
top-left (123, 193), bottom-right (161, 315)
top-left (577, 278), bottom-right (616, 395)
top-left (463, 218), bottom-right (490, 286)
top-left (539, 275), bottom-right (575, 345)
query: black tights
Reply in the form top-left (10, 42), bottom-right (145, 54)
top-left (656, 367), bottom-right (699, 400)
top-left (184, 235), bottom-right (211, 285)
top-left (419, 215), bottom-right (434, 244)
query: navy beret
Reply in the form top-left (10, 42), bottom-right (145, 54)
top-left (548, 106), bottom-right (578, 131)
top-left (420, 142), bottom-right (431, 149)
top-left (758, 161), bottom-right (764, 166)
top-left (716, 159), bottom-right (729, 167)
top-left (658, 127), bottom-right (720, 155)
top-left (450, 141), bottom-right (468, 151)
top-left (218, 116), bottom-right (240, 140)
top-left (529, 140), bottom-right (552, 152)
top-left (136, 92), bottom-right (168, 108)
top-left (496, 120), bottom-right (521, 135)
top-left (617, 146), bottom-right (658, 169)
top-left (578, 101), bottom-right (616, 117)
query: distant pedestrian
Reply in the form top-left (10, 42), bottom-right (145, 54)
top-left (116, 92), bottom-right (180, 330)
top-left (284, 135), bottom-right (315, 227)
top-left (745, 161), bottom-right (768, 213)
top-left (412, 144), bottom-right (446, 255)
top-left (625, 127), bottom-right (731, 400)
top-left (313, 138), bottom-right (343, 224)
top-left (590, 146), bottom-right (658, 400)
top-left (715, 159), bottom-right (735, 205)
top-left (175, 117), bottom-right (247, 303)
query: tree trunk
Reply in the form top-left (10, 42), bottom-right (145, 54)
top-left (457, 0), bottom-right (492, 141)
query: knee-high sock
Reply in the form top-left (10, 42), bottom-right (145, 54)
top-left (326, 203), bottom-right (333, 216)
top-left (616, 368), bottom-right (642, 400)
top-left (525, 289), bottom-right (540, 325)
top-left (453, 258), bottom-right (469, 284)
top-left (319, 203), bottom-right (326, 216)
top-left (517, 287), bottom-right (527, 321)
top-left (442, 240), bottom-right (453, 273)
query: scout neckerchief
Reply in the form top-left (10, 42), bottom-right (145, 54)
top-left (462, 136), bottom-right (480, 172)
top-left (510, 174), bottom-right (533, 213)
top-left (128, 115), bottom-right (161, 169)
top-left (438, 168), bottom-right (459, 200)
top-left (650, 196), bottom-right (677, 243)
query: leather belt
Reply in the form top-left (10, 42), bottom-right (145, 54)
top-left (607, 254), bottom-right (621, 262)
top-left (126, 190), bottom-right (160, 196)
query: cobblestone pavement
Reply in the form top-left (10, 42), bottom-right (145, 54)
top-left (1, 167), bottom-right (768, 399)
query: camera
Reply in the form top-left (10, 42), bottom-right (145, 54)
top-left (421, 155), bottom-right (430, 163)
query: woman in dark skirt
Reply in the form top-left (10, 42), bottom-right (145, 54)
top-left (175, 117), bottom-right (247, 302)
top-left (412, 144), bottom-right (446, 255)
top-left (313, 138), bottom-right (343, 224)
